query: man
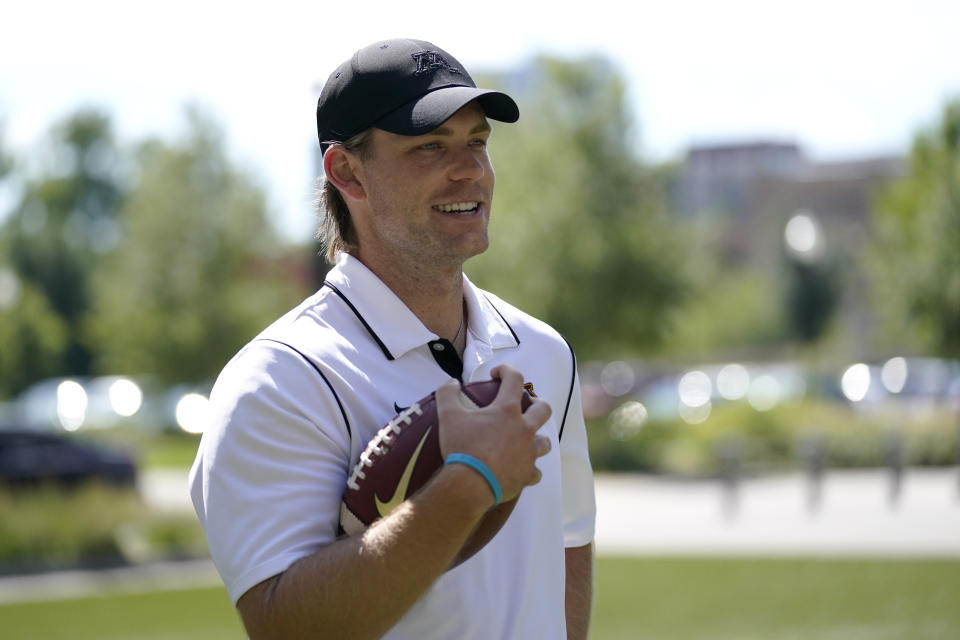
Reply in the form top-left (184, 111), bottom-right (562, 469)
top-left (189, 38), bottom-right (595, 639)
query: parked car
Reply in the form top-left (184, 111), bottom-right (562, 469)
top-left (0, 429), bottom-right (137, 489)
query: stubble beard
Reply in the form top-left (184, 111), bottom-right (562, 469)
top-left (378, 200), bottom-right (490, 270)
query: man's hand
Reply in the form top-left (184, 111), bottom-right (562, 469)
top-left (435, 364), bottom-right (552, 504)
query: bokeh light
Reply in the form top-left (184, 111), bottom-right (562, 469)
top-left (176, 393), bottom-right (209, 434)
top-left (747, 375), bottom-right (781, 411)
top-left (841, 363), bottom-right (871, 402)
top-left (608, 401), bottom-right (648, 440)
top-left (716, 363), bottom-right (750, 400)
top-left (56, 380), bottom-right (88, 431)
top-left (108, 378), bottom-right (143, 417)
top-left (678, 370), bottom-right (712, 408)
top-left (678, 400), bottom-right (712, 424)
top-left (880, 357), bottom-right (908, 394)
top-left (600, 360), bottom-right (635, 397)
top-left (784, 210), bottom-right (823, 262)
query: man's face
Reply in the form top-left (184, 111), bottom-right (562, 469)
top-left (351, 102), bottom-right (495, 272)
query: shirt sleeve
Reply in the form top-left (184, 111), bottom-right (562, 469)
top-left (189, 341), bottom-right (352, 605)
top-left (559, 367), bottom-right (596, 547)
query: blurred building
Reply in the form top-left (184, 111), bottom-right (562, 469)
top-left (675, 141), bottom-right (807, 218)
top-left (673, 141), bottom-right (904, 266)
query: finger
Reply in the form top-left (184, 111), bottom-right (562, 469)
top-left (528, 467), bottom-right (543, 486)
top-left (490, 366), bottom-right (525, 408)
top-left (489, 364), bottom-right (519, 380)
top-left (522, 398), bottom-right (552, 428)
top-left (534, 435), bottom-right (552, 458)
top-left (434, 378), bottom-right (464, 415)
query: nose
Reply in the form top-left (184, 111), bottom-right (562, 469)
top-left (448, 146), bottom-right (487, 182)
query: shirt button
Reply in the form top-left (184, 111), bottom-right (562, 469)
top-left (432, 343), bottom-right (445, 351)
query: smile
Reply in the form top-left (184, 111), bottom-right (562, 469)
top-left (433, 202), bottom-right (480, 214)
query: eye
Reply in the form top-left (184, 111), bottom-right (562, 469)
top-left (469, 138), bottom-right (488, 148)
top-left (419, 142), bottom-right (441, 151)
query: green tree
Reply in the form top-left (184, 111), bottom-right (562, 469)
top-left (0, 278), bottom-right (69, 398)
top-left (869, 98), bottom-right (960, 357)
top-left (0, 125), bottom-right (12, 179)
top-left (0, 127), bottom-right (71, 398)
top-left (784, 257), bottom-right (840, 344)
top-left (86, 107), bottom-right (306, 384)
top-left (470, 57), bottom-right (688, 359)
top-left (3, 109), bottom-right (125, 376)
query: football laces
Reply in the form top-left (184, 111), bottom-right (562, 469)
top-left (346, 402), bottom-right (424, 490)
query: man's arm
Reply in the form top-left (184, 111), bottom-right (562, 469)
top-left (565, 542), bottom-right (594, 640)
top-left (239, 464), bottom-right (494, 639)
top-left (237, 367), bottom-right (551, 640)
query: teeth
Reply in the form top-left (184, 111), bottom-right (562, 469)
top-left (434, 202), bottom-right (478, 213)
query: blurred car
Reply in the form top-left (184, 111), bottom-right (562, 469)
top-left (0, 429), bottom-right (137, 489)
top-left (7, 375), bottom-right (212, 434)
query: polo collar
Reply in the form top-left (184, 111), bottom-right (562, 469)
top-left (323, 253), bottom-right (520, 361)
top-left (461, 272), bottom-right (520, 351)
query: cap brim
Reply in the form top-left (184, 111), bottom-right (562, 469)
top-left (374, 86), bottom-right (519, 136)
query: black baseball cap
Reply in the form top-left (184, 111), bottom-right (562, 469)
top-left (316, 38), bottom-right (519, 153)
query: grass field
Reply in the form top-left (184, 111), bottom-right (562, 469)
top-left (2, 556), bottom-right (958, 639)
top-left (0, 585), bottom-right (245, 640)
top-left (593, 556), bottom-right (960, 640)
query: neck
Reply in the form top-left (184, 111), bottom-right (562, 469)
top-left (349, 250), bottom-right (467, 350)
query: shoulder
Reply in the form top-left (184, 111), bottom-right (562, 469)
top-left (206, 287), bottom-right (357, 437)
top-left (241, 284), bottom-right (362, 365)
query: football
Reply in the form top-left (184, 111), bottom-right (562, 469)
top-left (339, 379), bottom-right (533, 568)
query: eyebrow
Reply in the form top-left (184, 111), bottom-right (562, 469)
top-left (429, 120), bottom-right (492, 136)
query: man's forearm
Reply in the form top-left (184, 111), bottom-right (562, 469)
top-left (237, 464), bottom-right (492, 640)
top-left (565, 542), bottom-right (594, 640)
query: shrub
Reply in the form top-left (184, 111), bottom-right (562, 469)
top-left (0, 483), bottom-right (142, 572)
top-left (587, 398), bottom-right (959, 476)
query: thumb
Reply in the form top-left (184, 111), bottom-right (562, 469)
top-left (434, 378), bottom-right (463, 410)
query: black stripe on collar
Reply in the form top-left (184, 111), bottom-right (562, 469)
top-left (323, 281), bottom-right (395, 361)
top-left (483, 294), bottom-right (521, 346)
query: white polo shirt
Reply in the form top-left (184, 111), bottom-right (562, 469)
top-left (189, 253), bottom-right (595, 639)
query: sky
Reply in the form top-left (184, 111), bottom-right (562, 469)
top-left (3, 0), bottom-right (960, 242)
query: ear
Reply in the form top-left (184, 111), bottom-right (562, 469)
top-left (323, 146), bottom-right (366, 201)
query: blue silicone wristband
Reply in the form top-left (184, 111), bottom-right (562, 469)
top-left (444, 453), bottom-right (502, 507)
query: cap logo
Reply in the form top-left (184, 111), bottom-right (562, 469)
top-left (411, 51), bottom-right (460, 77)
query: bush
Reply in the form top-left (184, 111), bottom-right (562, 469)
top-left (0, 481), bottom-right (207, 573)
top-left (587, 398), bottom-right (959, 476)
top-left (115, 514), bottom-right (209, 564)
top-left (0, 483), bottom-right (142, 572)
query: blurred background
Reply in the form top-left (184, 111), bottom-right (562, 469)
top-left (2, 1), bottom-right (959, 638)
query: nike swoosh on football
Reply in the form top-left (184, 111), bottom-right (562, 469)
top-left (374, 425), bottom-right (432, 518)
top-left (394, 402), bottom-right (409, 414)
